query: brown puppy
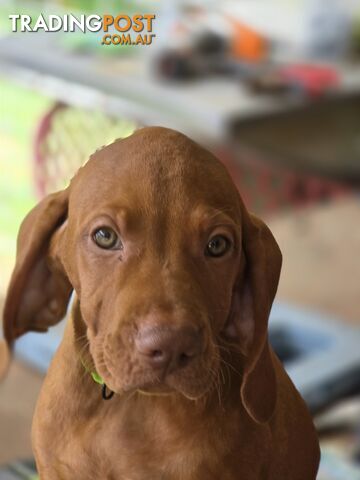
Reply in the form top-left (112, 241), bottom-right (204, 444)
top-left (2, 127), bottom-right (319, 479)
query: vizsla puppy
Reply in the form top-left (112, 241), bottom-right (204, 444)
top-left (2, 127), bottom-right (319, 479)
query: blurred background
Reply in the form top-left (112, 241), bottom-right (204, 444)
top-left (0, 0), bottom-right (360, 478)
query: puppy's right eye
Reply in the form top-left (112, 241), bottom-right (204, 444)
top-left (92, 227), bottom-right (119, 249)
top-left (205, 234), bottom-right (231, 258)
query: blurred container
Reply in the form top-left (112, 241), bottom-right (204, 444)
top-left (215, 93), bottom-right (360, 213)
top-left (230, 93), bottom-right (360, 185)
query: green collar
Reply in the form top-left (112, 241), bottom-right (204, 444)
top-left (79, 356), bottom-right (104, 385)
top-left (80, 356), bottom-right (114, 400)
top-left (90, 371), bottom-right (105, 385)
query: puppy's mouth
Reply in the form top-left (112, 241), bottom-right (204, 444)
top-left (94, 350), bottom-right (219, 401)
top-left (128, 371), bottom-right (216, 400)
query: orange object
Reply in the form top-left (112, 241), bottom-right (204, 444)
top-left (228, 18), bottom-right (267, 62)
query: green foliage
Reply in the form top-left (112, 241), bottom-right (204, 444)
top-left (0, 79), bottom-right (49, 288)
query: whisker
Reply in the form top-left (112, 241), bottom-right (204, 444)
top-left (74, 333), bottom-right (89, 343)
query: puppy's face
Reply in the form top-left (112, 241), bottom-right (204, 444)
top-left (4, 127), bottom-right (281, 421)
top-left (61, 129), bottom-right (243, 399)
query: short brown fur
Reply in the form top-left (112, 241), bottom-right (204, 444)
top-left (2, 127), bottom-right (320, 479)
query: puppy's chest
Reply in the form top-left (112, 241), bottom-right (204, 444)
top-left (102, 419), bottom-right (219, 479)
top-left (81, 405), bottom-right (243, 480)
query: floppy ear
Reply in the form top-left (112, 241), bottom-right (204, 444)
top-left (232, 206), bottom-right (282, 424)
top-left (1, 189), bottom-right (72, 374)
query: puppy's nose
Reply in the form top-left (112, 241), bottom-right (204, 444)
top-left (135, 325), bottom-right (203, 372)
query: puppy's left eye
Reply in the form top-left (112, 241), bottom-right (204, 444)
top-left (92, 227), bottom-right (120, 249)
top-left (205, 235), bottom-right (231, 258)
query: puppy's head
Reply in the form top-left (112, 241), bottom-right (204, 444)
top-left (2, 127), bottom-right (281, 423)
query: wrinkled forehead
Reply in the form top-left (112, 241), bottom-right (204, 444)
top-left (68, 129), bottom-right (241, 224)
